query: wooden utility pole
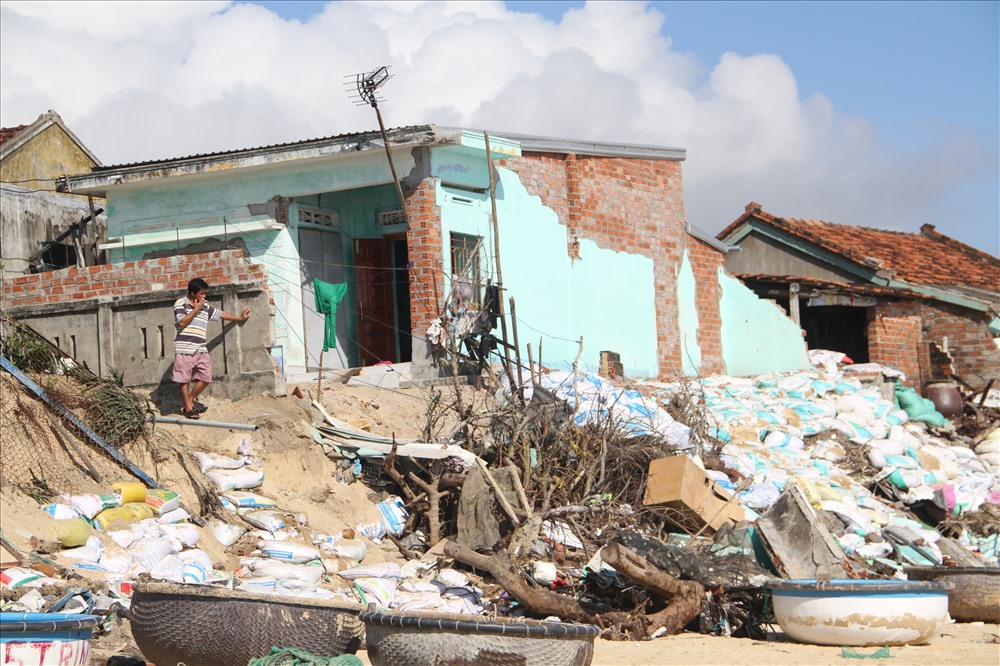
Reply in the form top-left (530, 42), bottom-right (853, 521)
top-left (484, 131), bottom-right (519, 400)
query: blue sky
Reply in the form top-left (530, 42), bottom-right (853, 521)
top-left (248, 0), bottom-right (1000, 254)
top-left (2, 0), bottom-right (997, 254)
top-left (254, 0), bottom-right (999, 148)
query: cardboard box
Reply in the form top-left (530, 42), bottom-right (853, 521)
top-left (643, 455), bottom-right (743, 533)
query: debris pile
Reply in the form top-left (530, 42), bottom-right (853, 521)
top-left (2, 323), bottom-right (998, 662)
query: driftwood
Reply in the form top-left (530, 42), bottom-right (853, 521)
top-left (444, 541), bottom-right (594, 623)
top-left (444, 540), bottom-right (703, 638)
top-left (408, 469), bottom-right (447, 544)
top-left (601, 540), bottom-right (704, 636)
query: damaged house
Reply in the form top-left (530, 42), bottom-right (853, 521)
top-left (718, 202), bottom-right (1000, 390)
top-left (3, 126), bottom-right (811, 393)
top-left (0, 110), bottom-right (106, 277)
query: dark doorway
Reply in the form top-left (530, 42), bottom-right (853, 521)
top-left (800, 305), bottom-right (870, 363)
top-left (390, 239), bottom-right (411, 363)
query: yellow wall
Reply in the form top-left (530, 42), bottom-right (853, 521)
top-left (0, 124), bottom-right (98, 190)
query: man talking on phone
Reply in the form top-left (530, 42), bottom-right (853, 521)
top-left (172, 277), bottom-right (250, 419)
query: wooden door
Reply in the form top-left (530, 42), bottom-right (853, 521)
top-left (354, 238), bottom-right (395, 366)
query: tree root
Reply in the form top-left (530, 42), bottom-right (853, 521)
top-left (443, 540), bottom-right (703, 638)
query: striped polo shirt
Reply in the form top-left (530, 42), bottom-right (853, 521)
top-left (173, 296), bottom-right (220, 355)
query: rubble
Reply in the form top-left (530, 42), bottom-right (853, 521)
top-left (2, 324), bottom-right (998, 663)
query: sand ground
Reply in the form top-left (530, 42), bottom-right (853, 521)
top-left (1, 375), bottom-right (997, 665)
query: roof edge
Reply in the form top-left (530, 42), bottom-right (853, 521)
top-left (686, 223), bottom-right (731, 253)
top-left (0, 110), bottom-right (101, 166)
top-left (443, 128), bottom-right (686, 161)
top-left (61, 124), bottom-right (444, 194)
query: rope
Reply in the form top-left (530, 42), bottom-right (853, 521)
top-left (247, 647), bottom-right (363, 666)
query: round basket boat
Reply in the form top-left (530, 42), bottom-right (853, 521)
top-left (905, 566), bottom-right (1000, 623)
top-left (130, 581), bottom-right (364, 666)
top-left (359, 607), bottom-right (599, 666)
top-left (767, 579), bottom-right (953, 647)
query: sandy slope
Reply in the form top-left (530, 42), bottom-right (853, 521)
top-left (1, 377), bottom-right (997, 665)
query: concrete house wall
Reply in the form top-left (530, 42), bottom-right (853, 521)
top-left (9, 126), bottom-right (816, 393)
top-left (1, 250), bottom-right (276, 396)
top-left (1, 111), bottom-right (104, 277)
top-left (0, 121), bottom-right (97, 187)
top-left (99, 149), bottom-right (419, 374)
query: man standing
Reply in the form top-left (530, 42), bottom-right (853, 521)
top-left (172, 277), bottom-right (249, 419)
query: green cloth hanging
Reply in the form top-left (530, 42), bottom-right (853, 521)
top-left (313, 278), bottom-right (347, 352)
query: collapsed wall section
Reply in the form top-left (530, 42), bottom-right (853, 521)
top-left (869, 299), bottom-right (999, 389)
top-left (501, 152), bottom-right (695, 378)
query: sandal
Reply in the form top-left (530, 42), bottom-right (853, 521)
top-left (181, 408), bottom-right (201, 420)
top-left (193, 401), bottom-right (208, 414)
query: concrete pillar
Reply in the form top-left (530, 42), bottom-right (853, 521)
top-left (221, 288), bottom-right (242, 378)
top-left (97, 302), bottom-right (114, 379)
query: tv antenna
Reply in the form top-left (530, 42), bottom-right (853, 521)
top-left (344, 66), bottom-right (408, 226)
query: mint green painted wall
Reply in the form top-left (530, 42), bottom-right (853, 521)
top-left (104, 152), bottom-right (414, 371)
top-left (431, 146), bottom-right (491, 190)
top-left (435, 167), bottom-right (658, 377)
top-left (569, 238), bottom-right (657, 377)
top-left (677, 251), bottom-right (702, 375)
top-left (718, 268), bottom-right (811, 376)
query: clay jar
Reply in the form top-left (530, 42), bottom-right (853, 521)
top-left (925, 381), bottom-right (963, 419)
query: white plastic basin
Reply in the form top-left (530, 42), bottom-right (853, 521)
top-left (768, 579), bottom-right (952, 646)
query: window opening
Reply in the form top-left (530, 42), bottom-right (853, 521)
top-left (450, 232), bottom-right (482, 308)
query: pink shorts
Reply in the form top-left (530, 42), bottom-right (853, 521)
top-left (172, 353), bottom-right (213, 383)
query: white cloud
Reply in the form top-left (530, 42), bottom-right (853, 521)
top-left (1, 0), bottom-right (994, 252)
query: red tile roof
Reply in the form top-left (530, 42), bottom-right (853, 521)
top-left (719, 203), bottom-right (1000, 293)
top-left (0, 124), bottom-right (28, 146)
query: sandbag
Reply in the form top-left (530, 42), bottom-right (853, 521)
top-left (210, 520), bottom-right (247, 547)
top-left (353, 577), bottom-right (397, 608)
top-left (194, 451), bottom-right (245, 473)
top-left (242, 510), bottom-right (286, 532)
top-left (207, 467), bottom-right (264, 491)
top-left (159, 522), bottom-right (200, 548)
top-left (43, 503), bottom-right (84, 521)
top-left (61, 536), bottom-right (105, 562)
top-left (114, 481), bottom-right (147, 504)
top-left (128, 537), bottom-right (173, 571)
top-left (145, 488), bottom-right (181, 515)
top-left (62, 493), bottom-right (120, 520)
top-left (257, 540), bottom-right (321, 564)
top-left (240, 557), bottom-right (323, 591)
top-left (98, 541), bottom-right (134, 574)
top-left (54, 518), bottom-right (92, 547)
top-left (220, 490), bottom-right (278, 509)
top-left (1, 567), bottom-right (43, 589)
top-left (181, 549), bottom-right (214, 584)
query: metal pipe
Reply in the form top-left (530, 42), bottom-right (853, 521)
top-left (154, 416), bottom-right (259, 431)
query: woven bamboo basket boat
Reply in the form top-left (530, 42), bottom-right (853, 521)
top-left (906, 566), bottom-right (1000, 623)
top-left (359, 607), bottom-right (599, 666)
top-left (130, 581), bottom-right (364, 666)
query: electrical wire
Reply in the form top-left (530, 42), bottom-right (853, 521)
top-left (109, 208), bottom-right (584, 382)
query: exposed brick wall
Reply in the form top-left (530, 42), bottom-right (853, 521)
top-left (686, 236), bottom-right (726, 375)
top-left (868, 311), bottom-right (925, 388)
top-left (871, 299), bottom-right (999, 389)
top-left (404, 179), bottom-right (444, 337)
top-left (503, 152), bottom-right (703, 379)
top-left (1, 250), bottom-right (266, 309)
